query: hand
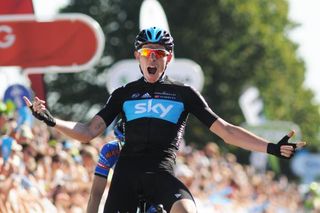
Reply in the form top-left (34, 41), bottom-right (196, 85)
top-left (267, 130), bottom-right (306, 159)
top-left (23, 96), bottom-right (56, 127)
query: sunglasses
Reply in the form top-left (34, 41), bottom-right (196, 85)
top-left (138, 48), bottom-right (169, 59)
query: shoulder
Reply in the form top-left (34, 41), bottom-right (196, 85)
top-left (163, 76), bottom-right (197, 91)
top-left (159, 76), bottom-right (202, 100)
top-left (162, 75), bottom-right (185, 86)
top-left (170, 80), bottom-right (199, 95)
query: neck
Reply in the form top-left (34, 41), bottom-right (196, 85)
top-left (143, 74), bottom-right (166, 84)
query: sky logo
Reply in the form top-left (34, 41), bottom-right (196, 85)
top-left (123, 99), bottom-right (184, 123)
top-left (135, 101), bottom-right (173, 117)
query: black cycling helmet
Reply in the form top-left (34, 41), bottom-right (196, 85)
top-left (113, 119), bottom-right (124, 142)
top-left (134, 27), bottom-right (174, 51)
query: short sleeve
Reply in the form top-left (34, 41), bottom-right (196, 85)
top-left (183, 86), bottom-right (218, 127)
top-left (96, 87), bottom-right (124, 127)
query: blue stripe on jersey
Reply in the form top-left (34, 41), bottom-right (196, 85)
top-left (123, 99), bottom-right (184, 124)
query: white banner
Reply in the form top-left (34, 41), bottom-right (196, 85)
top-left (106, 59), bottom-right (204, 93)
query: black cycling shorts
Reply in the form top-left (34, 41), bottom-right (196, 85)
top-left (103, 171), bottom-right (195, 212)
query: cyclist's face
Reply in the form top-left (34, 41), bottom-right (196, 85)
top-left (135, 44), bottom-right (172, 83)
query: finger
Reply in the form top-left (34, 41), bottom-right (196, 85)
top-left (35, 96), bottom-right (46, 104)
top-left (287, 130), bottom-right (295, 138)
top-left (296, 141), bottom-right (307, 149)
top-left (23, 96), bottom-right (32, 107)
top-left (33, 101), bottom-right (45, 109)
top-left (34, 104), bottom-right (46, 113)
top-left (33, 98), bottom-right (46, 110)
top-left (280, 145), bottom-right (295, 151)
top-left (280, 149), bottom-right (294, 156)
top-left (281, 152), bottom-right (291, 158)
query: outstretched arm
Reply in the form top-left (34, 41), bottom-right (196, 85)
top-left (24, 96), bottom-right (106, 143)
top-left (210, 118), bottom-right (306, 158)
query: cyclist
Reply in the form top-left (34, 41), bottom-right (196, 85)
top-left (87, 119), bottom-right (124, 213)
top-left (24, 27), bottom-right (306, 213)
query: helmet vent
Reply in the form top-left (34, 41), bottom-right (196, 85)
top-left (155, 31), bottom-right (162, 40)
top-left (146, 31), bottom-right (152, 41)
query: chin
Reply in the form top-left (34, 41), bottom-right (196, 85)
top-left (146, 78), bottom-right (158, 83)
top-left (145, 75), bottom-right (159, 83)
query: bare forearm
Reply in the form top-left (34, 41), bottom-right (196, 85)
top-left (223, 125), bottom-right (268, 152)
top-left (53, 115), bottom-right (106, 143)
top-left (55, 119), bottom-right (93, 142)
top-left (210, 118), bottom-right (269, 153)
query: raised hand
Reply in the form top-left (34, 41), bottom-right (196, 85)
top-left (23, 96), bottom-right (56, 127)
top-left (267, 130), bottom-right (306, 159)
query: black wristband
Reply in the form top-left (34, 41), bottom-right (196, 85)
top-left (30, 106), bottom-right (56, 127)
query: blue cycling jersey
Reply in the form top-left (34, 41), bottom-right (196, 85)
top-left (94, 140), bottom-right (121, 178)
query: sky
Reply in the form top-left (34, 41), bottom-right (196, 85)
top-left (33, 0), bottom-right (70, 17)
top-left (288, 0), bottom-right (320, 103)
top-left (33, 0), bottom-right (320, 104)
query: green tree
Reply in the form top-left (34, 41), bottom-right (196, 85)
top-left (161, 0), bottom-right (320, 150)
top-left (46, 0), bottom-right (320, 150)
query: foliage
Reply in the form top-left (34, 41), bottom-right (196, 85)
top-left (45, 0), bottom-right (320, 150)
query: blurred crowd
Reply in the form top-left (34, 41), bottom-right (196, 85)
top-left (1, 101), bottom-right (319, 213)
top-left (176, 143), bottom-right (303, 212)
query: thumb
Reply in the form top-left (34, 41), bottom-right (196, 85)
top-left (23, 96), bottom-right (32, 107)
top-left (287, 130), bottom-right (295, 138)
top-left (278, 130), bottom-right (295, 145)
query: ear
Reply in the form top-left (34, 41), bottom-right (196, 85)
top-left (166, 53), bottom-right (173, 63)
top-left (134, 51), bottom-right (140, 60)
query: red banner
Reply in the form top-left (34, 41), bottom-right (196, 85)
top-left (0, 0), bottom-right (47, 102)
top-left (0, 14), bottom-right (105, 73)
top-left (0, 1), bottom-right (34, 14)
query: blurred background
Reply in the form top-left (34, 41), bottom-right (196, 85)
top-left (1, 0), bottom-right (320, 212)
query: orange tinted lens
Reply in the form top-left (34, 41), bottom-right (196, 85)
top-left (154, 50), bottom-right (167, 58)
top-left (139, 48), bottom-right (152, 57)
top-left (139, 48), bottom-right (168, 58)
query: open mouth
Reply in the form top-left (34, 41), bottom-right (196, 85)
top-left (147, 67), bottom-right (157, 74)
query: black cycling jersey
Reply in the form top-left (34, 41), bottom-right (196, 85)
top-left (97, 75), bottom-right (218, 173)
